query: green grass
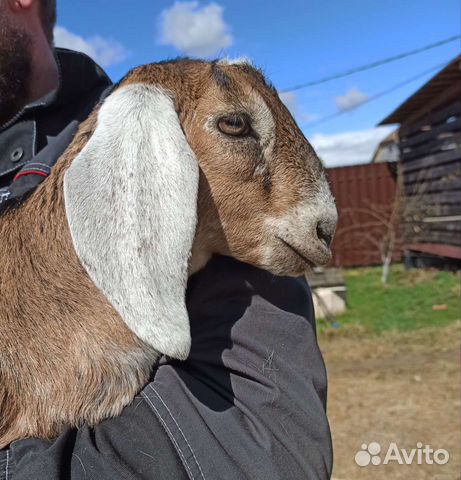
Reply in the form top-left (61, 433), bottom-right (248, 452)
top-left (331, 264), bottom-right (460, 332)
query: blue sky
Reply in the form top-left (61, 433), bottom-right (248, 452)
top-left (55, 0), bottom-right (460, 166)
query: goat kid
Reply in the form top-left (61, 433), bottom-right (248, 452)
top-left (0, 59), bottom-right (337, 448)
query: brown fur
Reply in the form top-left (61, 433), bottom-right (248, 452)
top-left (0, 59), bottom-right (331, 447)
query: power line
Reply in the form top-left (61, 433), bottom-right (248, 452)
top-left (279, 35), bottom-right (460, 93)
top-left (301, 61), bottom-right (449, 129)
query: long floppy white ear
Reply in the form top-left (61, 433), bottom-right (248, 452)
top-left (63, 83), bottom-right (198, 359)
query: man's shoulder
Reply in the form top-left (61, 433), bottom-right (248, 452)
top-left (187, 254), bottom-right (314, 320)
top-left (156, 256), bottom-right (331, 480)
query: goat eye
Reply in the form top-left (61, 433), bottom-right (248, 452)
top-left (217, 114), bottom-right (251, 137)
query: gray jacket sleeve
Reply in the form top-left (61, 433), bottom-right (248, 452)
top-left (144, 255), bottom-right (333, 479)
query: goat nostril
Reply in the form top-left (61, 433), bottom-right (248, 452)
top-left (316, 223), bottom-right (332, 248)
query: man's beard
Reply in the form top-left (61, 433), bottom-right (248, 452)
top-left (0, 16), bottom-right (33, 127)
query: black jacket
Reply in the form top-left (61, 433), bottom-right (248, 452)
top-left (0, 49), bottom-right (333, 480)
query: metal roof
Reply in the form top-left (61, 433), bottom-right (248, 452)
top-left (379, 56), bottom-right (461, 125)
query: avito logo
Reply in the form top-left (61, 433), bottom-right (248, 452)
top-left (355, 442), bottom-right (449, 467)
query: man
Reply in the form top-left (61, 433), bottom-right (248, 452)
top-left (0, 0), bottom-right (333, 478)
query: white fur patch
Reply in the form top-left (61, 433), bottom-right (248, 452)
top-left (63, 84), bottom-right (199, 359)
top-left (248, 89), bottom-right (275, 148)
top-left (246, 90), bottom-right (275, 176)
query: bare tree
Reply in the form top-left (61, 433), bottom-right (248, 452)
top-left (334, 201), bottom-right (399, 284)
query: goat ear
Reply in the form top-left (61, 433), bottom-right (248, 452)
top-left (63, 84), bottom-right (198, 359)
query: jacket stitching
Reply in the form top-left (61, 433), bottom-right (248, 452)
top-left (25, 162), bottom-right (52, 169)
top-left (149, 385), bottom-right (206, 480)
top-left (18, 167), bottom-right (49, 175)
top-left (141, 391), bottom-right (195, 480)
top-left (0, 163), bottom-right (27, 177)
top-left (32, 120), bottom-right (37, 156)
top-left (5, 450), bottom-right (8, 480)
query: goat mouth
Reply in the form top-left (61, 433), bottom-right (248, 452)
top-left (276, 236), bottom-right (316, 269)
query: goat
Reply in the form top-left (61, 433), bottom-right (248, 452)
top-left (0, 59), bottom-right (337, 448)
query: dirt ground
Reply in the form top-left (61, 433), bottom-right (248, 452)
top-left (319, 321), bottom-right (460, 480)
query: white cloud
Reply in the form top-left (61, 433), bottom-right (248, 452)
top-left (310, 126), bottom-right (395, 168)
top-left (159, 1), bottom-right (233, 57)
top-left (54, 26), bottom-right (128, 68)
top-left (335, 88), bottom-right (369, 112)
top-left (279, 91), bottom-right (317, 122)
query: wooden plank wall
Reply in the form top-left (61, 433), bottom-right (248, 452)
top-left (399, 100), bottom-right (461, 258)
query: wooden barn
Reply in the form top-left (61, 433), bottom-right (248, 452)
top-left (379, 56), bottom-right (461, 268)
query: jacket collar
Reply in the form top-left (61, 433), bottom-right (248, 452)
top-left (1, 48), bottom-right (112, 130)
